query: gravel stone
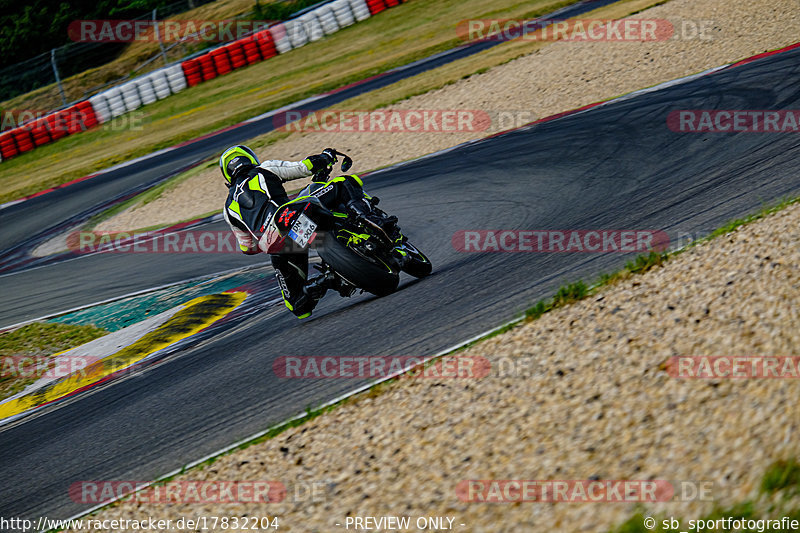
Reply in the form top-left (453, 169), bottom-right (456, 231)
top-left (74, 185), bottom-right (800, 533)
top-left (71, 0), bottom-right (800, 531)
top-left (98, 0), bottom-right (800, 233)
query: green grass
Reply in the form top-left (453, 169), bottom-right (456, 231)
top-left (0, 322), bottom-right (107, 401)
top-left (523, 194), bottom-right (800, 325)
top-left (63, 395), bottom-right (354, 526)
top-left (318, 0), bottom-right (675, 115)
top-left (523, 253), bottom-right (666, 322)
top-left (83, 159), bottom-right (217, 232)
top-left (762, 459), bottom-right (800, 495)
top-left (625, 250), bottom-right (669, 275)
top-left (609, 459), bottom-right (800, 533)
top-left (86, 0), bottom-right (676, 234)
top-left (48, 193), bottom-right (800, 531)
top-left (252, 0), bottom-right (323, 20)
top-left (702, 196), bottom-right (800, 244)
top-left (524, 281), bottom-right (589, 321)
top-left (0, 0), bottom-right (575, 204)
top-left (136, 160), bottom-right (217, 207)
top-left (609, 501), bottom-right (797, 533)
top-left (703, 501), bottom-right (758, 523)
top-left (0, 0), bottom-right (260, 113)
top-left (608, 512), bottom-right (656, 533)
top-left (651, 195), bottom-right (800, 260)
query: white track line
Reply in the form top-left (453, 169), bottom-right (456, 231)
top-left (0, 263), bottom-right (269, 333)
top-left (31, 41), bottom-right (788, 532)
top-left (49, 316), bottom-right (521, 531)
top-left (47, 211), bottom-right (750, 529)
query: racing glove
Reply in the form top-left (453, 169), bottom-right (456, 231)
top-left (303, 149), bottom-right (337, 174)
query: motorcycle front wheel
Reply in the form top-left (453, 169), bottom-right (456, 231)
top-left (399, 242), bottom-right (433, 278)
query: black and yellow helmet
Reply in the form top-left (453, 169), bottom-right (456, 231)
top-left (219, 145), bottom-right (259, 185)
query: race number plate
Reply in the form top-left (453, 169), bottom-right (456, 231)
top-left (288, 214), bottom-right (317, 247)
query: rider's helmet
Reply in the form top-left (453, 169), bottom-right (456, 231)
top-left (219, 145), bottom-right (259, 186)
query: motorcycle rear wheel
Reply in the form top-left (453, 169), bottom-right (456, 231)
top-left (317, 232), bottom-right (399, 297)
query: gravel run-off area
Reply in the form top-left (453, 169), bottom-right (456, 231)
top-left (73, 0), bottom-right (800, 531)
top-left (75, 184), bottom-right (800, 532)
top-left (97, 0), bottom-right (800, 232)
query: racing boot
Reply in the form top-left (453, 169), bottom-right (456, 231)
top-left (353, 197), bottom-right (410, 267)
top-left (303, 265), bottom-right (354, 300)
top-left (365, 196), bottom-right (400, 235)
top-left (346, 198), bottom-right (399, 240)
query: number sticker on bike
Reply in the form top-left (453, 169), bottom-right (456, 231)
top-left (288, 214), bottom-right (317, 248)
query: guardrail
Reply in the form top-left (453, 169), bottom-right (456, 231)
top-left (0, 0), bottom-right (407, 163)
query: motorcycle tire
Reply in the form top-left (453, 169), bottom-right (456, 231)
top-left (401, 243), bottom-right (433, 278)
top-left (317, 232), bottom-right (399, 296)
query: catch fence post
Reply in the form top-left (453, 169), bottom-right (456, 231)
top-left (154, 9), bottom-right (169, 66)
top-left (51, 49), bottom-right (67, 107)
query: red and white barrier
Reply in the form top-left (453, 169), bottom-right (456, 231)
top-left (331, 0), bottom-right (356, 28)
top-left (165, 63), bottom-right (188, 94)
top-left (351, 0), bottom-right (372, 21)
top-left (0, 0), bottom-right (409, 162)
top-left (366, 0), bottom-right (387, 16)
top-left (316, 3), bottom-right (341, 35)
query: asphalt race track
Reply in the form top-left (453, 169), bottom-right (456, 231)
top-left (1, 45), bottom-right (799, 524)
top-left (0, 0), bottom-right (621, 257)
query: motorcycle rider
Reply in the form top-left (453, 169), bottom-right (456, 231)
top-left (220, 145), bottom-right (404, 319)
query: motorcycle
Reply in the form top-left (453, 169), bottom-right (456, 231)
top-left (261, 150), bottom-right (432, 297)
